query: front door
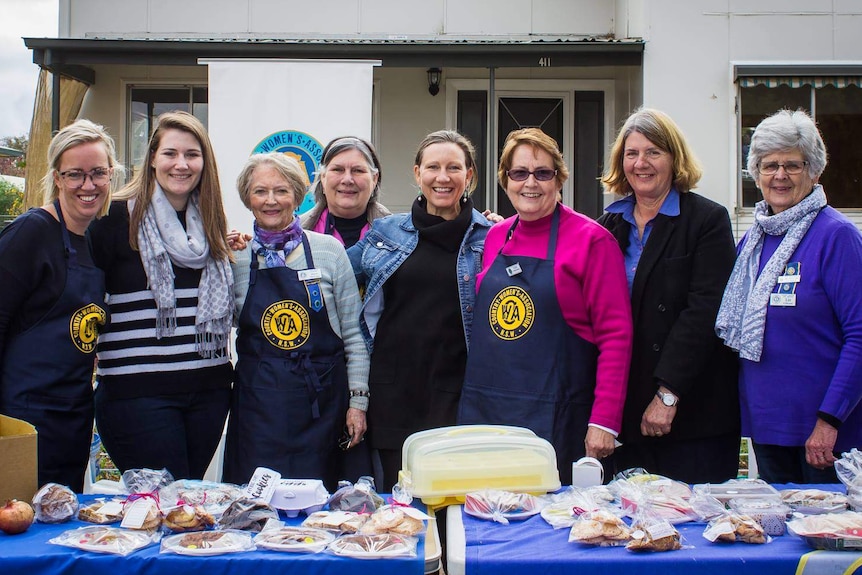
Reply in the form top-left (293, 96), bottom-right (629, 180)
top-left (456, 87), bottom-right (606, 219)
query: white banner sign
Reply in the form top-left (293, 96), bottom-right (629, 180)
top-left (204, 58), bottom-right (378, 231)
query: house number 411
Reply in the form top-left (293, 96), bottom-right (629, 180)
top-left (538, 57), bottom-right (552, 67)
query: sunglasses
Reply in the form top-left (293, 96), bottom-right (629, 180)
top-left (506, 168), bottom-right (557, 182)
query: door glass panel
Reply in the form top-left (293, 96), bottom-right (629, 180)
top-left (457, 91), bottom-right (488, 212)
top-left (497, 98), bottom-right (564, 217)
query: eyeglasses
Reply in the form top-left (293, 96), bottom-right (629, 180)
top-left (506, 168), bottom-right (558, 182)
top-left (757, 161), bottom-right (808, 175)
top-left (58, 168), bottom-right (112, 188)
top-left (251, 188), bottom-right (295, 200)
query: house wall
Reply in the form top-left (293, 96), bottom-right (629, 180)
top-left (639, 0), bottom-right (862, 238)
top-left (64, 0), bottom-right (616, 38)
top-left (63, 0), bottom-right (862, 234)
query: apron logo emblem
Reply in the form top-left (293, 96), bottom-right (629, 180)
top-left (69, 303), bottom-right (107, 353)
top-left (261, 300), bottom-right (311, 350)
top-left (489, 286), bottom-right (535, 341)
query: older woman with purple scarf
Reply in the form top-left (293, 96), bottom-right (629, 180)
top-left (222, 152), bottom-right (369, 490)
top-left (716, 109), bottom-right (862, 483)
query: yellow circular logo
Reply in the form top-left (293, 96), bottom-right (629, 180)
top-left (489, 286), bottom-right (535, 341)
top-left (261, 300), bottom-right (310, 350)
top-left (69, 303), bottom-right (107, 353)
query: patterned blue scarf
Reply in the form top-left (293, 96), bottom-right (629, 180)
top-left (716, 185), bottom-right (826, 361)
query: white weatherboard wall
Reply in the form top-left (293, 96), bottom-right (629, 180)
top-left (204, 59), bottom-right (378, 232)
top-left (639, 0), bottom-right (862, 240)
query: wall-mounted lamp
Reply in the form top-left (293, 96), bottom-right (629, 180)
top-left (427, 67), bottom-right (441, 96)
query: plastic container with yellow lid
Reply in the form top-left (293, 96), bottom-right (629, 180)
top-left (399, 425), bottom-right (561, 506)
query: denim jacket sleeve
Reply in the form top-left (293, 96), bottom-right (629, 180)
top-left (459, 209), bottom-right (491, 348)
top-left (351, 209), bottom-right (490, 353)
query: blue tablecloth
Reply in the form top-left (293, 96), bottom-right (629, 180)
top-left (450, 484), bottom-right (862, 575)
top-left (0, 495), bottom-right (426, 575)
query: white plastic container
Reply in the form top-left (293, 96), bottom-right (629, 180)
top-left (571, 457), bottom-right (604, 488)
top-left (269, 479), bottom-right (330, 518)
top-left (400, 425), bottom-right (560, 505)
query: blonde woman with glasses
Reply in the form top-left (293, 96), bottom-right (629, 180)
top-left (0, 119), bottom-right (120, 491)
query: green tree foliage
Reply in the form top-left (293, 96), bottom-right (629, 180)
top-left (0, 178), bottom-right (24, 216)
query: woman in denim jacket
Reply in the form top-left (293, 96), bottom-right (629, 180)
top-left (348, 130), bottom-right (491, 490)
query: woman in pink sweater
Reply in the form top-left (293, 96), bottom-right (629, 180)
top-left (458, 128), bottom-right (632, 485)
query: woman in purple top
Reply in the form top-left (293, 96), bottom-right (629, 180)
top-left (717, 109), bottom-right (862, 483)
top-left (301, 136), bottom-right (391, 248)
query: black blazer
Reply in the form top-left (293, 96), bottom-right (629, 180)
top-left (598, 192), bottom-right (740, 444)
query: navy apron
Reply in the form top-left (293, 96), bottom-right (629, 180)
top-left (0, 200), bottom-right (107, 492)
top-left (458, 206), bottom-right (597, 485)
top-left (223, 234), bottom-right (349, 489)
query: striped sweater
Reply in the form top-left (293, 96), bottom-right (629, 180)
top-left (88, 201), bottom-right (232, 399)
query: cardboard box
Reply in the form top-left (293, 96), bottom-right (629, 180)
top-left (0, 414), bottom-right (37, 502)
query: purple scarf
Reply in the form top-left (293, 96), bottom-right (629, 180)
top-left (252, 217), bottom-right (304, 268)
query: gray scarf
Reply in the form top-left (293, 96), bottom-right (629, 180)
top-left (134, 183), bottom-right (234, 358)
top-left (715, 184), bottom-right (826, 361)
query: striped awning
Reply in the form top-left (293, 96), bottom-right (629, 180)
top-left (738, 76), bottom-right (862, 88)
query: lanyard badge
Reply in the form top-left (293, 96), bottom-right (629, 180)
top-left (770, 262), bottom-right (800, 307)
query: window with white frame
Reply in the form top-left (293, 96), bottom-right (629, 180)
top-left (738, 76), bottom-right (862, 209)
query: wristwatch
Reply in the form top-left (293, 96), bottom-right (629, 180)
top-left (656, 390), bottom-right (679, 407)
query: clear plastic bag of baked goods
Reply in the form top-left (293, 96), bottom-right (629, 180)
top-left (254, 525), bottom-right (336, 553)
top-left (728, 497), bottom-right (790, 536)
top-left (835, 448), bottom-right (862, 487)
top-left (78, 498), bottom-right (125, 524)
top-left (689, 492), bottom-right (730, 523)
top-left (49, 525), bottom-right (161, 556)
top-left (780, 488), bottom-right (848, 515)
top-left (161, 503), bottom-right (216, 533)
top-left (217, 497), bottom-right (280, 533)
top-left (360, 504), bottom-right (429, 536)
top-left (159, 479), bottom-right (244, 519)
top-left (625, 507), bottom-right (684, 552)
top-left (32, 483), bottom-right (79, 523)
top-left (541, 486), bottom-right (613, 529)
top-left (568, 508), bottom-right (631, 546)
top-left (611, 469), bottom-right (697, 525)
top-left (703, 511), bottom-right (769, 544)
top-left (327, 532), bottom-right (418, 559)
top-left (160, 529), bottom-right (255, 555)
top-left (302, 510), bottom-right (370, 534)
top-left (121, 468), bottom-right (175, 495)
top-left (327, 476), bottom-right (384, 513)
top-left (464, 489), bottom-right (545, 525)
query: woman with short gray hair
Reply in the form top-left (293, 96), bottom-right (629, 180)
top-left (717, 108), bottom-right (862, 483)
top-left (223, 152), bottom-right (369, 489)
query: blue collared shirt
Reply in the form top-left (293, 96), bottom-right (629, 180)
top-left (605, 188), bottom-right (681, 291)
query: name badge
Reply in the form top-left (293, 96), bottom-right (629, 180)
top-left (778, 262), bottom-right (801, 284)
top-left (298, 268), bottom-right (322, 281)
top-left (506, 263), bottom-right (522, 277)
top-left (770, 293), bottom-right (796, 307)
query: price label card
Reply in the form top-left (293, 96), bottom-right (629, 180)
top-left (243, 467), bottom-right (281, 503)
top-left (120, 499), bottom-right (155, 529)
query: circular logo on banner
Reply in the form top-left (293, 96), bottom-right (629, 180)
top-left (252, 130), bottom-right (324, 214)
top-left (69, 303), bottom-right (107, 353)
top-left (489, 286), bottom-right (535, 341)
top-left (261, 300), bottom-right (311, 350)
